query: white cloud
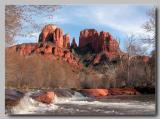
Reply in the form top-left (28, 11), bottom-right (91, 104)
top-left (50, 5), bottom-right (153, 37)
top-left (79, 6), bottom-right (151, 36)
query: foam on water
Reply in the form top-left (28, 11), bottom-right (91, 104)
top-left (11, 92), bottom-right (58, 115)
top-left (54, 91), bottom-right (88, 103)
top-left (63, 100), bottom-right (155, 110)
top-left (71, 91), bottom-right (88, 100)
top-left (11, 91), bottom-right (87, 114)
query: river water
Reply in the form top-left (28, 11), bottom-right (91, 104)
top-left (7, 91), bottom-right (156, 116)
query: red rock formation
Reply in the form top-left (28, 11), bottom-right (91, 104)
top-left (79, 89), bottom-right (109, 98)
top-left (31, 91), bottom-right (55, 104)
top-left (79, 29), bottom-right (119, 53)
top-left (71, 37), bottom-right (77, 49)
top-left (91, 52), bottom-right (120, 65)
top-left (52, 47), bottom-right (64, 57)
top-left (6, 24), bottom-right (83, 69)
top-left (8, 43), bottom-right (38, 56)
top-left (63, 34), bottom-right (70, 48)
top-left (53, 28), bottom-right (64, 48)
top-left (39, 24), bottom-right (57, 43)
top-left (39, 24), bottom-right (69, 49)
top-left (79, 29), bottom-right (98, 48)
top-left (79, 29), bottom-right (121, 64)
top-left (108, 38), bottom-right (119, 52)
top-left (44, 44), bottom-right (53, 54)
top-left (7, 42), bottom-right (82, 69)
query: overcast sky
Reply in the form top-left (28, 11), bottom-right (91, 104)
top-left (15, 5), bottom-right (154, 53)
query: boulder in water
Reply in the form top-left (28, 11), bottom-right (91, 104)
top-left (109, 88), bottom-right (139, 95)
top-left (79, 89), bottom-right (109, 98)
top-left (31, 91), bottom-right (55, 104)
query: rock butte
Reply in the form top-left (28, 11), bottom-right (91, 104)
top-left (78, 29), bottom-right (125, 64)
top-left (7, 24), bottom-right (82, 69)
top-left (6, 24), bottom-right (150, 68)
top-left (78, 29), bottom-right (150, 64)
top-left (79, 29), bottom-right (119, 53)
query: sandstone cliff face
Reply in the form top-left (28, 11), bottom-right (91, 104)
top-left (39, 24), bottom-right (70, 49)
top-left (53, 28), bottom-right (64, 48)
top-left (79, 29), bottom-right (120, 64)
top-left (79, 29), bottom-right (119, 53)
top-left (39, 24), bottom-right (57, 43)
top-left (79, 29), bottom-right (98, 49)
top-left (63, 34), bottom-right (70, 49)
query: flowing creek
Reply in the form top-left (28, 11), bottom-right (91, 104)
top-left (6, 90), bottom-right (156, 115)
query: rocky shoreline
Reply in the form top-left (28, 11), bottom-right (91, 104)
top-left (5, 87), bottom-right (155, 109)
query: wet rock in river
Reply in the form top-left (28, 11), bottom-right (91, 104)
top-left (78, 89), bottom-right (109, 98)
top-left (31, 91), bottom-right (55, 104)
